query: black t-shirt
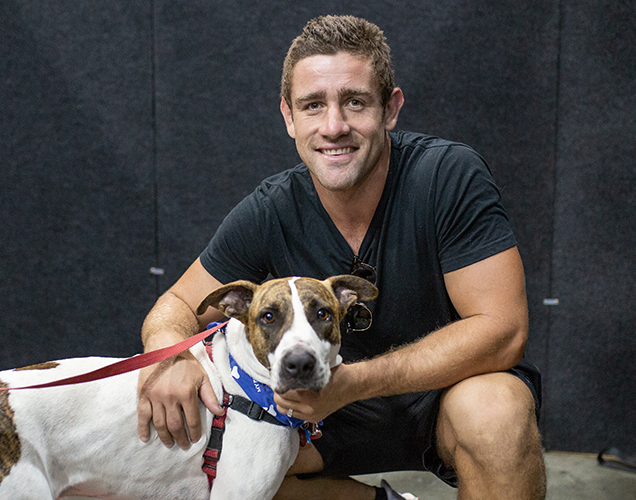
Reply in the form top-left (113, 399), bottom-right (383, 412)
top-left (200, 131), bottom-right (517, 362)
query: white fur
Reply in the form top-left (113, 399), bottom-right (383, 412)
top-left (0, 328), bottom-right (299, 500)
top-left (0, 278), bottom-right (346, 500)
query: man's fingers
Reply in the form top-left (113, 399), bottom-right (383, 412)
top-left (274, 388), bottom-right (338, 423)
top-left (182, 373), bottom-right (225, 445)
top-left (275, 391), bottom-right (310, 419)
top-left (137, 396), bottom-right (153, 443)
top-left (181, 382), bottom-right (208, 444)
top-left (151, 403), bottom-right (176, 448)
top-left (136, 353), bottom-right (227, 449)
top-left (200, 377), bottom-right (224, 416)
top-left (165, 403), bottom-right (191, 450)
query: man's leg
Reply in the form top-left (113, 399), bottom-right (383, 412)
top-left (273, 444), bottom-right (377, 500)
top-left (435, 372), bottom-right (546, 500)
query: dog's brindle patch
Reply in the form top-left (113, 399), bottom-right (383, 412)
top-left (247, 280), bottom-right (295, 367)
top-left (0, 380), bottom-right (21, 484)
top-left (294, 278), bottom-right (343, 346)
top-left (14, 361), bottom-right (60, 371)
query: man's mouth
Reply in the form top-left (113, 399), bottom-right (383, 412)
top-left (320, 147), bottom-right (355, 156)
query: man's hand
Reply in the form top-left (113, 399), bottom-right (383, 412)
top-left (137, 350), bottom-right (224, 449)
top-left (274, 364), bottom-right (353, 423)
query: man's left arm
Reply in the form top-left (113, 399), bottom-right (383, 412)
top-left (275, 246), bottom-right (528, 422)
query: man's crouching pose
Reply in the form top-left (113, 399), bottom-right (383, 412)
top-left (138, 15), bottom-right (546, 500)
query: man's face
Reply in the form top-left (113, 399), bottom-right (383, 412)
top-left (280, 52), bottom-right (402, 193)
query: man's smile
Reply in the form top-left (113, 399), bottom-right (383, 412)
top-left (319, 147), bottom-right (357, 156)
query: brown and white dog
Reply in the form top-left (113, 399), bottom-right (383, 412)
top-left (0, 275), bottom-right (377, 500)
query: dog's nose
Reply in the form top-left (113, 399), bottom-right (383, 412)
top-left (282, 351), bottom-right (316, 379)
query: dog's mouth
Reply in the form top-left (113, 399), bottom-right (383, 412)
top-left (274, 377), bottom-right (325, 395)
top-left (272, 349), bottom-right (329, 394)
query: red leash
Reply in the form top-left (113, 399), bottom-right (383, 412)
top-left (0, 321), bottom-right (229, 391)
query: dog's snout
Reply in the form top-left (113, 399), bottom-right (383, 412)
top-left (282, 350), bottom-right (316, 379)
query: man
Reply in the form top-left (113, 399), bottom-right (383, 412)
top-left (137, 15), bottom-right (546, 500)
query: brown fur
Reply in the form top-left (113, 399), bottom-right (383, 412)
top-left (14, 361), bottom-right (60, 371)
top-left (0, 380), bottom-right (21, 484)
top-left (246, 280), bottom-right (295, 367)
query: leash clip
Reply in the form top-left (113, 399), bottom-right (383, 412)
top-left (222, 393), bottom-right (234, 408)
top-left (307, 422), bottom-right (322, 438)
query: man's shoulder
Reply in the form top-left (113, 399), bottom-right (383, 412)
top-left (390, 131), bottom-right (484, 181)
top-left (391, 130), bottom-right (476, 155)
top-left (248, 163), bottom-right (313, 203)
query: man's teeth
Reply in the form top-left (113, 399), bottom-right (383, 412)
top-left (322, 147), bottom-right (354, 155)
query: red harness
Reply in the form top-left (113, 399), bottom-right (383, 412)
top-left (201, 334), bottom-right (321, 489)
top-left (202, 392), bottom-right (230, 487)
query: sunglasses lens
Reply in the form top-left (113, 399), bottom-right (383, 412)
top-left (351, 265), bottom-right (376, 284)
top-left (345, 304), bottom-right (372, 331)
top-left (347, 258), bottom-right (375, 331)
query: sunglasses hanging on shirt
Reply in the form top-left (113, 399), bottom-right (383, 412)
top-left (345, 256), bottom-right (377, 332)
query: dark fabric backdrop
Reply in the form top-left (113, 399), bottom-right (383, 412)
top-left (1, 0), bottom-right (634, 453)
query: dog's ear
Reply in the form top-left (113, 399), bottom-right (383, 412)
top-left (323, 275), bottom-right (379, 311)
top-left (197, 281), bottom-right (259, 323)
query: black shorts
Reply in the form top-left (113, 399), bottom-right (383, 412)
top-left (306, 361), bottom-right (541, 487)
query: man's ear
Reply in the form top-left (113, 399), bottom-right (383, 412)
top-left (383, 87), bottom-right (405, 131)
top-left (280, 97), bottom-right (296, 139)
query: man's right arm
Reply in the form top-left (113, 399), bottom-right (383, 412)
top-left (137, 258), bottom-right (226, 449)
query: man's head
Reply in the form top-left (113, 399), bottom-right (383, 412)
top-left (281, 15), bottom-right (395, 108)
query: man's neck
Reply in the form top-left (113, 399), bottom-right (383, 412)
top-left (313, 138), bottom-right (391, 255)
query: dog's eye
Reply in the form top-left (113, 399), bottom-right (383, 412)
top-left (317, 309), bottom-right (330, 321)
top-left (261, 312), bottom-right (275, 324)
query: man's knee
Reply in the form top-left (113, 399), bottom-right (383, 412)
top-left (436, 372), bottom-right (541, 468)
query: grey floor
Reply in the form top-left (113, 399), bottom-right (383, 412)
top-left (66, 452), bottom-right (636, 499)
top-left (355, 452), bottom-right (636, 500)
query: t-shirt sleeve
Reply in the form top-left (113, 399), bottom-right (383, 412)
top-left (199, 191), bottom-right (270, 284)
top-left (434, 145), bottom-right (517, 273)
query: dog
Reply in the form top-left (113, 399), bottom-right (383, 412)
top-left (0, 275), bottom-right (377, 500)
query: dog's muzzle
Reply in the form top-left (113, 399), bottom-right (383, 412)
top-left (276, 348), bottom-right (324, 393)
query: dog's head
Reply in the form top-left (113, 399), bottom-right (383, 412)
top-left (197, 275), bottom-right (377, 393)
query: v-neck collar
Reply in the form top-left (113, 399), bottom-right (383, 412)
top-left (307, 134), bottom-right (397, 264)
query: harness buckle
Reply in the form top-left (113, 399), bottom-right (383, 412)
top-left (222, 393), bottom-right (234, 408)
top-left (245, 401), bottom-right (266, 420)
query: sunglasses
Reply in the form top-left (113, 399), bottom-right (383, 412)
top-left (344, 256), bottom-right (376, 332)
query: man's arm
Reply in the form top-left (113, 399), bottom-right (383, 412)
top-left (137, 258), bottom-right (226, 449)
top-left (274, 247), bottom-right (528, 421)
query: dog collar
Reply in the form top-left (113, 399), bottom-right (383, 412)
top-left (228, 352), bottom-right (306, 429)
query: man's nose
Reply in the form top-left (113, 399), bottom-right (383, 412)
top-left (319, 105), bottom-right (350, 138)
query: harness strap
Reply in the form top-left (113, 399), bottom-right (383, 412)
top-left (202, 392), bottom-right (230, 487)
top-left (202, 390), bottom-right (287, 488)
top-left (227, 393), bottom-right (286, 427)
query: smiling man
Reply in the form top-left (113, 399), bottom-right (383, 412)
top-left (137, 15), bottom-right (546, 500)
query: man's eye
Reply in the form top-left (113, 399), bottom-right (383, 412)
top-left (261, 312), bottom-right (275, 324)
top-left (317, 309), bottom-right (331, 321)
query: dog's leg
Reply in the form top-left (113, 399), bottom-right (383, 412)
top-left (0, 464), bottom-right (55, 500)
top-left (209, 412), bottom-right (299, 500)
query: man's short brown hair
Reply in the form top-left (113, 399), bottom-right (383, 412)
top-left (281, 15), bottom-right (395, 108)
